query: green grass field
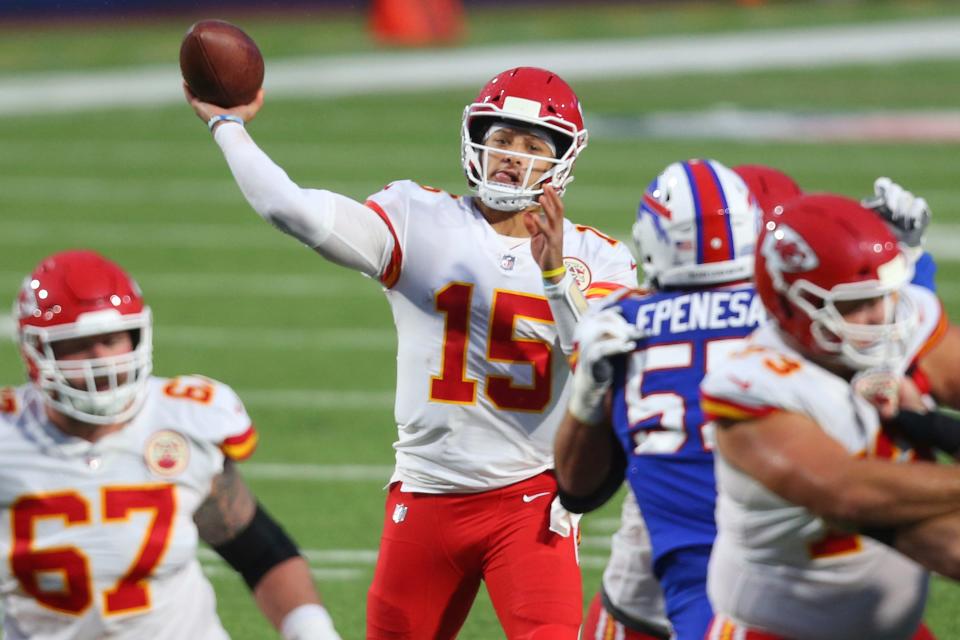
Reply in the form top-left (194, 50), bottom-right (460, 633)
top-left (2, 2), bottom-right (960, 638)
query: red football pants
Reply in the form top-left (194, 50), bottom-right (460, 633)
top-left (366, 472), bottom-right (582, 639)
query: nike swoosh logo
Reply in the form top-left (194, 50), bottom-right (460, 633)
top-left (522, 491), bottom-right (551, 503)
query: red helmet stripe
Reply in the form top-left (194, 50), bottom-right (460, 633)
top-left (641, 192), bottom-right (672, 220)
top-left (686, 161), bottom-right (735, 265)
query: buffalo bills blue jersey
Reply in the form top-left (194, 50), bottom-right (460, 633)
top-left (912, 252), bottom-right (936, 292)
top-left (606, 283), bottom-right (764, 570)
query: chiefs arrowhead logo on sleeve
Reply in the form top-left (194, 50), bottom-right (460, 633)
top-left (562, 257), bottom-right (591, 291)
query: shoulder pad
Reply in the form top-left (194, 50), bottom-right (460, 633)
top-left (159, 375), bottom-right (258, 461)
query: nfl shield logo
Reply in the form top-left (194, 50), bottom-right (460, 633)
top-left (499, 254), bottom-right (516, 271)
top-left (392, 503), bottom-right (408, 523)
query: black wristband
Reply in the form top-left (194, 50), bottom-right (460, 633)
top-left (212, 503), bottom-right (301, 590)
top-left (893, 409), bottom-right (960, 456)
top-left (860, 526), bottom-right (899, 548)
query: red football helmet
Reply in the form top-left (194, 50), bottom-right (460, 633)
top-left (461, 66), bottom-right (588, 211)
top-left (756, 194), bottom-right (916, 371)
top-left (733, 164), bottom-right (803, 217)
top-left (16, 250), bottom-right (152, 424)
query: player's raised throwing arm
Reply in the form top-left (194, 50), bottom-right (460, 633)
top-left (185, 86), bottom-right (394, 279)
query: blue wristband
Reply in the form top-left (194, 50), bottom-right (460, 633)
top-left (207, 114), bottom-right (244, 132)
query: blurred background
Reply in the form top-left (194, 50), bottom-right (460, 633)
top-left (1, 1), bottom-right (959, 638)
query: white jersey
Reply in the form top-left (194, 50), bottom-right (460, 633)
top-left (0, 375), bottom-right (258, 640)
top-left (600, 491), bottom-right (670, 633)
top-left (366, 180), bottom-right (636, 493)
top-left (700, 284), bottom-right (945, 640)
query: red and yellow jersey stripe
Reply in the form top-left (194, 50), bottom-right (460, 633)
top-left (220, 424), bottom-right (259, 461)
top-left (701, 392), bottom-right (778, 423)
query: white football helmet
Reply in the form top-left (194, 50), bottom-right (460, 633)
top-left (632, 159), bottom-right (761, 288)
top-left (461, 67), bottom-right (588, 212)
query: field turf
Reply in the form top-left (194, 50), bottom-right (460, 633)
top-left (1, 2), bottom-right (959, 638)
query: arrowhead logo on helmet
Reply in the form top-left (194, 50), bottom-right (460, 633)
top-left (761, 223), bottom-right (819, 293)
top-left (754, 194), bottom-right (917, 372)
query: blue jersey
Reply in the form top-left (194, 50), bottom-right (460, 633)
top-left (607, 284), bottom-right (764, 569)
top-left (912, 251), bottom-right (936, 292)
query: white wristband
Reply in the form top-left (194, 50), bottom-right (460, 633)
top-left (281, 604), bottom-right (341, 640)
top-left (207, 114), bottom-right (245, 132)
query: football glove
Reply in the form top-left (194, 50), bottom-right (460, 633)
top-left (568, 308), bottom-right (639, 425)
top-left (862, 177), bottom-right (931, 257)
top-left (851, 366), bottom-right (901, 420)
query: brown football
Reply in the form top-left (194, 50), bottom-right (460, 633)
top-left (180, 20), bottom-right (264, 108)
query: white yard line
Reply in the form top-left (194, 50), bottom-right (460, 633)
top-left (1, 19), bottom-right (959, 116)
top-left (239, 390), bottom-right (395, 410)
top-left (157, 326), bottom-right (395, 351)
top-left (197, 547), bottom-right (380, 564)
top-left (580, 535), bottom-right (614, 550)
top-left (0, 270), bottom-right (383, 298)
top-left (241, 462), bottom-right (395, 481)
top-left (201, 564), bottom-right (365, 581)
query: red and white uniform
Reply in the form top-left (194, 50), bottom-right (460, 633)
top-left (212, 121), bottom-right (635, 638)
top-left (368, 180), bottom-right (635, 492)
top-left (700, 284), bottom-right (945, 640)
top-left (0, 376), bottom-right (257, 640)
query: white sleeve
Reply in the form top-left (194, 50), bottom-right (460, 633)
top-left (213, 122), bottom-right (393, 278)
top-left (543, 273), bottom-right (587, 356)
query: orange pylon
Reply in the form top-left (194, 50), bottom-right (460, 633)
top-left (370, 0), bottom-right (465, 47)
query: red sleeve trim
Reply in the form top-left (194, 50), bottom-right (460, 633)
top-left (585, 281), bottom-right (629, 299)
top-left (365, 199), bottom-right (403, 289)
top-left (700, 392), bottom-right (778, 422)
top-left (221, 424), bottom-right (259, 461)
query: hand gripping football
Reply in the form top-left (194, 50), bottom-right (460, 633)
top-left (180, 19), bottom-right (264, 108)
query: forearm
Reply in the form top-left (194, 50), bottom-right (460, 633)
top-left (544, 272), bottom-right (587, 356)
top-left (253, 557), bottom-right (320, 629)
top-left (213, 122), bottom-right (391, 277)
top-left (718, 416), bottom-right (960, 528)
top-left (894, 510), bottom-right (960, 579)
top-left (554, 411), bottom-right (613, 497)
top-left (816, 459), bottom-right (960, 526)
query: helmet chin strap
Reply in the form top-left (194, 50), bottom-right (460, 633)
top-left (479, 189), bottom-right (535, 212)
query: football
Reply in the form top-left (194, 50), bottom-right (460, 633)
top-left (179, 19), bottom-right (264, 108)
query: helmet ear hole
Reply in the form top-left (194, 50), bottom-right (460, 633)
top-left (777, 293), bottom-right (794, 319)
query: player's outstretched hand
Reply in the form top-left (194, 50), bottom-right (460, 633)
top-left (568, 307), bottom-right (639, 425)
top-left (524, 184), bottom-right (565, 279)
top-left (862, 177), bottom-right (931, 253)
top-left (184, 83), bottom-right (265, 127)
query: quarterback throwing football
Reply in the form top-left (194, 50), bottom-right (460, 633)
top-left (187, 67), bottom-right (636, 638)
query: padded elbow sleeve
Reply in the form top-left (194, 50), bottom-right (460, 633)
top-left (212, 503), bottom-right (301, 590)
top-left (894, 409), bottom-right (960, 456)
top-left (558, 442), bottom-right (627, 514)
